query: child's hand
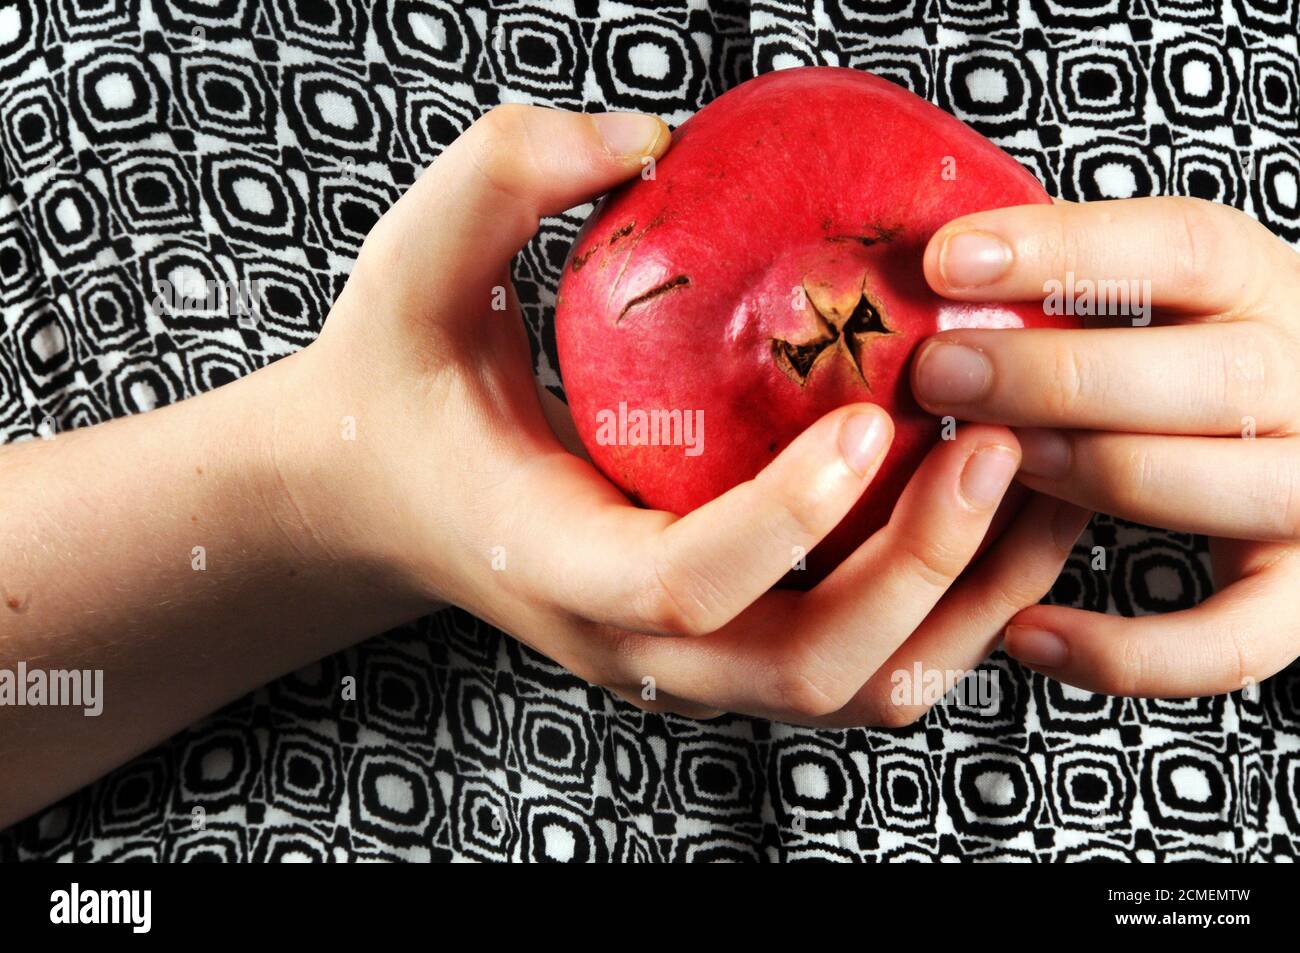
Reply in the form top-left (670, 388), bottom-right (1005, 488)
top-left (271, 105), bottom-right (1088, 726)
top-left (913, 197), bottom-right (1300, 697)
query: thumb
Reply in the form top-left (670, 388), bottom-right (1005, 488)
top-left (361, 105), bottom-right (669, 307)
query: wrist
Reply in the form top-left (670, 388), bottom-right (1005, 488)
top-left (252, 341), bottom-right (447, 617)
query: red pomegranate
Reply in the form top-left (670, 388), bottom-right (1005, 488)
top-left (556, 67), bottom-right (1077, 584)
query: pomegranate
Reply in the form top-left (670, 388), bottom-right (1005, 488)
top-left (555, 67), bottom-right (1078, 584)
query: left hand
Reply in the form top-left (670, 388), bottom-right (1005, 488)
top-left (912, 196), bottom-right (1300, 698)
top-left (273, 104), bottom-right (1082, 730)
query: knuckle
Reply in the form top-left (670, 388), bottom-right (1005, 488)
top-left (1046, 210), bottom-right (1085, 280)
top-left (472, 103), bottom-right (529, 152)
top-left (1210, 325), bottom-right (1273, 425)
top-left (563, 625), bottom-right (631, 688)
top-left (868, 692), bottom-right (927, 729)
top-left (1264, 456), bottom-right (1300, 540)
top-left (1165, 197), bottom-right (1253, 311)
top-left (762, 477), bottom-right (829, 543)
top-left (771, 671), bottom-right (843, 719)
top-left (1098, 634), bottom-right (1145, 697)
top-left (632, 559), bottom-right (719, 637)
top-left (1111, 442), bottom-right (1159, 516)
top-left (898, 537), bottom-right (966, 590)
top-left (981, 573), bottom-right (1050, 617)
top-left (464, 104), bottom-right (532, 201)
top-left (1169, 198), bottom-right (1220, 291)
top-left (1048, 341), bottom-right (1091, 418)
top-left (765, 644), bottom-right (850, 719)
top-left (1284, 469), bottom-right (1300, 541)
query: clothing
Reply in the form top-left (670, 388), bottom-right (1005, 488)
top-left (2, 0), bottom-right (1298, 861)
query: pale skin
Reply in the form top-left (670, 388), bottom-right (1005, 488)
top-left (914, 197), bottom-right (1300, 695)
top-left (0, 105), bottom-right (1294, 829)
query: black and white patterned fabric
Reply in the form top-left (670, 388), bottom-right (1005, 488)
top-left (2, 0), bottom-right (1299, 862)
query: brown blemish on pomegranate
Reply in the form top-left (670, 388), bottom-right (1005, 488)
top-left (616, 275), bottom-right (691, 323)
top-left (571, 220), bottom-right (635, 275)
top-left (570, 247), bottom-right (597, 273)
top-left (826, 224), bottom-right (902, 247)
top-left (772, 278), bottom-right (897, 388)
top-left (606, 213), bottom-right (667, 306)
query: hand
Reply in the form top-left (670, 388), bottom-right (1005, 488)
top-left (913, 196), bottom-right (1300, 697)
top-left (271, 104), bottom-right (1091, 726)
top-left (0, 103), bottom-right (1092, 827)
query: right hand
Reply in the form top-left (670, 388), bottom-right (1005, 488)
top-left (270, 104), bottom-right (1090, 725)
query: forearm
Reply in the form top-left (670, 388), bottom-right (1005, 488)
top-left (0, 350), bottom-right (426, 828)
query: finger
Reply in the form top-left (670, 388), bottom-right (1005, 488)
top-left (359, 104), bottom-right (670, 307)
top-left (832, 496), bottom-right (1092, 728)
top-left (514, 403), bottom-right (894, 637)
top-left (923, 196), bottom-right (1290, 320)
top-left (911, 322), bottom-right (1299, 436)
top-left (1004, 544), bottom-right (1300, 696)
top-left (631, 426), bottom-right (1022, 720)
top-left (808, 425), bottom-right (1022, 653)
top-left (606, 686), bottom-right (724, 720)
top-left (634, 403), bottom-right (893, 635)
top-left (1012, 428), bottom-right (1300, 541)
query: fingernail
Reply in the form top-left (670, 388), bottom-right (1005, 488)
top-left (960, 445), bottom-right (1019, 509)
top-left (1051, 501), bottom-right (1092, 553)
top-left (914, 341), bottom-right (992, 404)
top-left (838, 410), bottom-right (890, 478)
top-left (939, 231), bottom-right (1014, 289)
top-left (591, 112), bottom-right (663, 157)
top-left (1017, 428), bottom-right (1072, 478)
top-left (1006, 625), bottom-right (1068, 668)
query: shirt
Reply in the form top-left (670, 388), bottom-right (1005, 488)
top-left (1, 0), bottom-right (1298, 862)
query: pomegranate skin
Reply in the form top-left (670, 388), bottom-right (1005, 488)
top-left (556, 67), bottom-right (1079, 585)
